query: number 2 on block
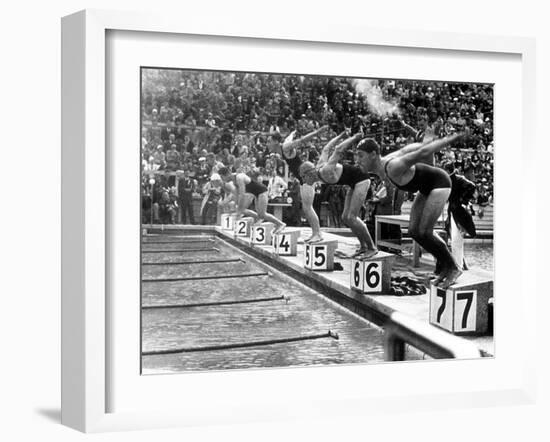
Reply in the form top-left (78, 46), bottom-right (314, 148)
top-left (237, 221), bottom-right (246, 235)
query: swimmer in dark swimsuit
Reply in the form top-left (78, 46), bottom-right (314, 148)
top-left (299, 132), bottom-right (377, 258)
top-left (268, 125), bottom-right (329, 242)
top-left (355, 133), bottom-right (467, 288)
top-left (218, 167), bottom-right (286, 234)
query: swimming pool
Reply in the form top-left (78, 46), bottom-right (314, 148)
top-left (141, 234), bottom-right (387, 374)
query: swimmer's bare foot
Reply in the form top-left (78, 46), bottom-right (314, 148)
top-left (432, 273), bottom-right (445, 287)
top-left (439, 267), bottom-right (463, 289)
top-left (305, 234), bottom-right (323, 244)
top-left (273, 223), bottom-right (286, 235)
top-left (353, 248), bottom-right (378, 259)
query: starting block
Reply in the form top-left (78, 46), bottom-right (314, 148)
top-left (273, 230), bottom-right (301, 256)
top-left (251, 222), bottom-right (275, 246)
top-left (350, 251), bottom-right (395, 294)
top-left (220, 213), bottom-right (237, 231)
top-left (234, 217), bottom-right (255, 238)
top-left (429, 272), bottom-right (493, 335)
top-left (304, 240), bottom-right (338, 271)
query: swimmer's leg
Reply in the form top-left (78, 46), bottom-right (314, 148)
top-left (300, 183), bottom-right (322, 243)
top-left (255, 192), bottom-right (286, 232)
top-left (409, 189), bottom-right (461, 287)
top-left (342, 180), bottom-right (377, 257)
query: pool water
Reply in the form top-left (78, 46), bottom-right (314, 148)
top-left (141, 235), bottom-right (386, 374)
top-left (463, 242), bottom-right (493, 272)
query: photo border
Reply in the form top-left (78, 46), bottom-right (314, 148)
top-left (61, 9), bottom-right (537, 432)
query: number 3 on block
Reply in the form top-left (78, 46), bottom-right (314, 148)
top-left (254, 227), bottom-right (265, 243)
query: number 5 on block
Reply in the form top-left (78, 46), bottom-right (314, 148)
top-left (304, 241), bottom-right (337, 271)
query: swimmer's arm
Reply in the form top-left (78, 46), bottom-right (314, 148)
top-left (399, 119), bottom-right (420, 139)
top-left (325, 133), bottom-right (362, 167)
top-left (282, 125), bottom-right (329, 157)
top-left (318, 131), bottom-right (346, 165)
top-left (399, 133), bottom-right (465, 168)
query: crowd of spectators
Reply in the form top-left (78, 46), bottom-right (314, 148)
top-left (141, 69), bottom-right (494, 225)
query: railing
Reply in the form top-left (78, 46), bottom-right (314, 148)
top-left (384, 311), bottom-right (482, 360)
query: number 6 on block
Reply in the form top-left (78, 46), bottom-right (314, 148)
top-left (363, 261), bottom-right (382, 292)
top-left (350, 259), bottom-right (383, 293)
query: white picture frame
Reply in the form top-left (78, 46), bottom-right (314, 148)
top-left (61, 9), bottom-right (537, 433)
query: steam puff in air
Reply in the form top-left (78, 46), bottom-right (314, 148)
top-left (352, 79), bottom-right (401, 117)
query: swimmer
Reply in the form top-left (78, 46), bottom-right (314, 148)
top-left (268, 125), bottom-right (329, 243)
top-left (299, 132), bottom-right (377, 259)
top-left (355, 133), bottom-right (467, 288)
top-left (218, 167), bottom-right (286, 234)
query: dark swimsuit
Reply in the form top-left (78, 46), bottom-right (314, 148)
top-left (244, 179), bottom-right (267, 197)
top-left (384, 160), bottom-right (451, 196)
top-left (283, 151), bottom-right (303, 184)
top-left (319, 164), bottom-right (370, 189)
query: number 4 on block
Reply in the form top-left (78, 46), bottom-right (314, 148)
top-left (273, 230), bottom-right (300, 256)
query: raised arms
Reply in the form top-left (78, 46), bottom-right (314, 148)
top-left (325, 132), bottom-right (363, 167)
top-left (282, 125), bottom-right (329, 158)
top-left (398, 117), bottom-right (420, 140)
top-left (317, 131), bottom-right (347, 165)
top-left (392, 132), bottom-right (465, 172)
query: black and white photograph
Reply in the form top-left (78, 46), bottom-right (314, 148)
top-left (3, 0), bottom-right (546, 439)
top-left (140, 68), bottom-right (494, 374)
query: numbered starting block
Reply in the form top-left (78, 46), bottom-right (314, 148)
top-left (251, 222), bottom-right (275, 246)
top-left (220, 213), bottom-right (237, 231)
top-left (273, 230), bottom-right (301, 256)
top-left (350, 251), bottom-right (395, 294)
top-left (429, 272), bottom-right (493, 335)
top-left (304, 241), bottom-right (338, 271)
top-left (234, 217), bottom-right (255, 238)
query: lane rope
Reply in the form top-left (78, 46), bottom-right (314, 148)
top-left (142, 271), bottom-right (269, 283)
top-left (143, 239), bottom-right (215, 245)
top-left (142, 295), bottom-right (289, 309)
top-left (142, 330), bottom-right (339, 356)
top-left (142, 258), bottom-right (243, 266)
top-left (142, 247), bottom-right (220, 254)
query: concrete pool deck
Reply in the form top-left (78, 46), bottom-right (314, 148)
top-left (146, 224), bottom-right (494, 357)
